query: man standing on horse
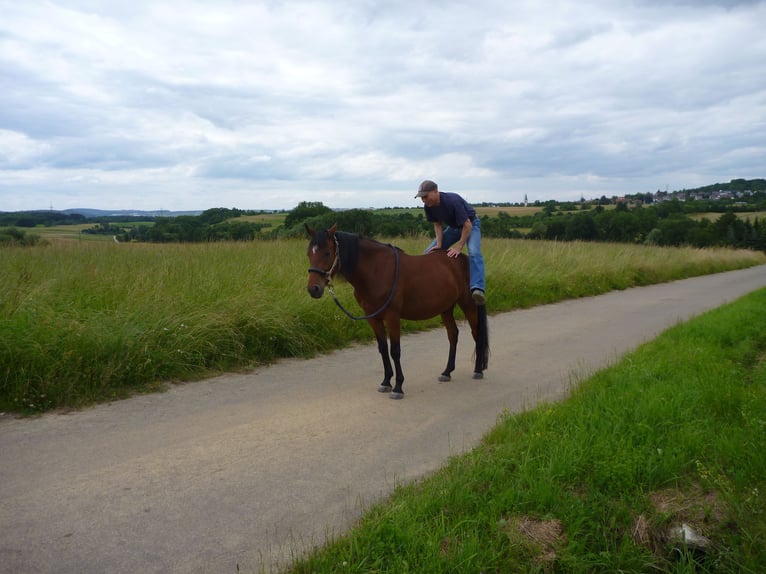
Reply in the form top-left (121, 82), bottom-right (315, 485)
top-left (415, 180), bottom-right (486, 306)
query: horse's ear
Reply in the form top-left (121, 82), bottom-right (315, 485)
top-left (304, 223), bottom-right (315, 237)
top-left (328, 223), bottom-right (338, 237)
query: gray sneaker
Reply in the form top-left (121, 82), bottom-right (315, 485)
top-left (471, 289), bottom-right (485, 306)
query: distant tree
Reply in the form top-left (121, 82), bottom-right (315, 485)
top-left (686, 219), bottom-right (715, 248)
top-left (565, 213), bottom-right (597, 241)
top-left (283, 202), bottom-right (333, 229)
top-left (653, 199), bottom-right (684, 219)
top-left (213, 220), bottom-right (259, 241)
top-left (713, 211), bottom-right (747, 247)
top-left (15, 217), bottom-right (37, 228)
top-left (657, 216), bottom-right (696, 246)
top-left (199, 207), bottom-right (243, 225)
top-left (306, 209), bottom-right (376, 237)
top-left (644, 228), bottom-right (662, 246)
top-left (545, 219), bottom-right (567, 240)
top-left (595, 210), bottom-right (638, 242)
top-left (0, 227), bottom-right (43, 246)
top-left (528, 221), bottom-right (547, 239)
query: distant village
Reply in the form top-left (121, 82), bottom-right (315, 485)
top-left (512, 179), bottom-right (766, 208)
top-left (634, 188), bottom-right (756, 204)
top-left (581, 186), bottom-right (760, 207)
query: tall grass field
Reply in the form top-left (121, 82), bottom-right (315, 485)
top-left (287, 287), bottom-right (766, 573)
top-left (1, 238), bottom-right (764, 413)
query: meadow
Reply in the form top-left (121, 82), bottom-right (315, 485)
top-left (689, 210), bottom-right (766, 223)
top-left (288, 287), bottom-right (766, 573)
top-left (1, 238), bottom-right (764, 413)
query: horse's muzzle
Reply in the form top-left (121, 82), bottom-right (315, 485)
top-left (307, 283), bottom-right (325, 299)
top-left (307, 267), bottom-right (328, 299)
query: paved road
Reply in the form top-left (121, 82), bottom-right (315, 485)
top-left (2, 265), bottom-right (765, 574)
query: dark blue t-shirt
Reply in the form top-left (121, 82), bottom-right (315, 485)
top-left (424, 192), bottom-right (476, 229)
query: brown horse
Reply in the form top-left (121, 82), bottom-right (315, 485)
top-left (305, 223), bottom-right (489, 399)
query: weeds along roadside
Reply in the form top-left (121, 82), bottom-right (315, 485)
top-left (288, 288), bottom-right (766, 573)
top-left (1, 239), bottom-right (764, 413)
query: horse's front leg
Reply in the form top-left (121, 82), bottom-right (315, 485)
top-left (368, 318), bottom-right (394, 394)
top-left (439, 310), bottom-right (459, 382)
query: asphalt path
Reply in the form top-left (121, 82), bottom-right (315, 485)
top-left (2, 265), bottom-right (766, 574)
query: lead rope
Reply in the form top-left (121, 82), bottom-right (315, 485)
top-left (328, 243), bottom-right (400, 321)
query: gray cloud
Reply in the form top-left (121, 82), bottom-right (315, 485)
top-left (0, 0), bottom-right (764, 211)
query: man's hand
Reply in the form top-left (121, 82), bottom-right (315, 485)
top-left (447, 243), bottom-right (464, 258)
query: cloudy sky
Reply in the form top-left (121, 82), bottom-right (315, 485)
top-left (1, 0), bottom-right (764, 212)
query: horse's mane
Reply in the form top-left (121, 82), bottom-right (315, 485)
top-left (335, 231), bottom-right (360, 279)
top-left (318, 230), bottom-right (402, 280)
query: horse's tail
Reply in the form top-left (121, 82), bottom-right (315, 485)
top-left (474, 304), bottom-right (489, 372)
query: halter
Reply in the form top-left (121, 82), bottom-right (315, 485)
top-left (307, 233), bottom-right (341, 281)
top-left (307, 234), bottom-right (400, 321)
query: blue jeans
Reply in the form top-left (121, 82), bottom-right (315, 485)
top-left (425, 218), bottom-right (485, 292)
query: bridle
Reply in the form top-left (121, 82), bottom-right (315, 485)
top-left (307, 233), bottom-right (341, 282)
top-left (307, 234), bottom-right (400, 321)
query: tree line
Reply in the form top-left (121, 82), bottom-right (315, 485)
top-left (3, 179), bottom-right (766, 251)
top-left (514, 201), bottom-right (766, 250)
top-left (290, 199), bottom-right (766, 251)
top-left (0, 210), bottom-right (86, 228)
top-left (3, 200), bottom-right (765, 252)
top-left (119, 216), bottom-right (272, 242)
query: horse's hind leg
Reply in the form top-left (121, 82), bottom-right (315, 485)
top-left (439, 310), bottom-right (459, 382)
top-left (464, 304), bottom-right (489, 379)
top-left (387, 319), bottom-right (405, 400)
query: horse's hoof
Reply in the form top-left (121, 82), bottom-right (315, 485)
top-left (378, 384), bottom-right (392, 393)
top-left (472, 371), bottom-right (484, 380)
top-left (438, 374), bottom-right (451, 382)
top-left (390, 392), bottom-right (404, 400)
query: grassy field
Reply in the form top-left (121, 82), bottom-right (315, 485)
top-left (1, 239), bottom-right (764, 413)
top-left (30, 223), bottom-right (113, 242)
top-left (26, 221), bottom-right (157, 243)
top-left (475, 205), bottom-right (543, 217)
top-left (689, 211), bottom-right (766, 222)
top-left (238, 212), bottom-right (288, 227)
top-left (287, 288), bottom-right (766, 573)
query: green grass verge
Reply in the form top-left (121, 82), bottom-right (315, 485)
top-left (287, 289), bottom-right (766, 573)
top-left (1, 239), bottom-right (764, 413)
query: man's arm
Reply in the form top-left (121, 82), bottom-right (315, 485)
top-left (426, 221), bottom-right (445, 253)
top-left (446, 219), bottom-right (472, 258)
